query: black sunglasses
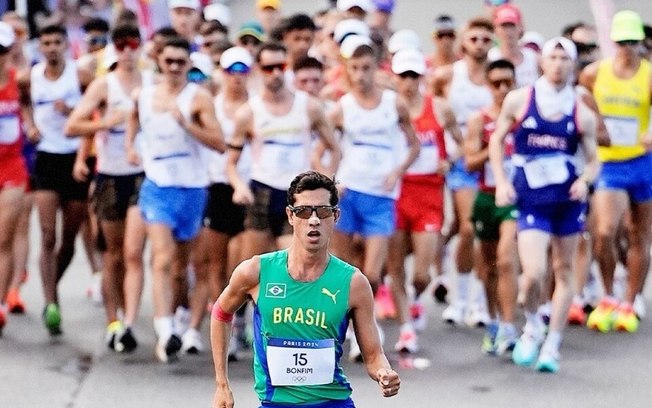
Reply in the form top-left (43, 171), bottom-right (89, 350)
top-left (164, 58), bottom-right (187, 67)
top-left (260, 62), bottom-right (286, 73)
top-left (288, 205), bottom-right (338, 219)
top-left (616, 40), bottom-right (640, 47)
top-left (398, 71), bottom-right (421, 80)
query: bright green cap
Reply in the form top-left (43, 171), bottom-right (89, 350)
top-left (611, 10), bottom-right (644, 42)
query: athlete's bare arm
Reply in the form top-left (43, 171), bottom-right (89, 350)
top-left (389, 97), bottom-right (420, 190)
top-left (436, 97), bottom-right (463, 172)
top-left (211, 257), bottom-right (261, 408)
top-left (72, 136), bottom-right (93, 182)
top-left (64, 77), bottom-right (112, 136)
top-left (17, 68), bottom-right (39, 144)
top-left (348, 270), bottom-right (400, 398)
top-left (227, 103), bottom-right (254, 205)
top-left (77, 65), bottom-right (95, 92)
top-left (489, 88), bottom-right (527, 206)
top-left (577, 86), bottom-right (610, 147)
top-left (464, 111), bottom-right (488, 172)
top-left (125, 88), bottom-right (141, 166)
top-left (176, 88), bottom-right (226, 152)
top-left (578, 61), bottom-right (599, 92)
top-left (308, 97), bottom-right (341, 177)
top-left (431, 64), bottom-right (454, 98)
top-left (570, 102), bottom-right (600, 202)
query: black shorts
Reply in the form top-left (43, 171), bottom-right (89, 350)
top-left (203, 183), bottom-right (245, 236)
top-left (244, 180), bottom-right (292, 238)
top-left (94, 172), bottom-right (145, 221)
top-left (32, 151), bottom-right (91, 201)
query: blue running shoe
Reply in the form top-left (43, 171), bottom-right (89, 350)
top-left (535, 348), bottom-right (560, 373)
top-left (512, 329), bottom-right (543, 367)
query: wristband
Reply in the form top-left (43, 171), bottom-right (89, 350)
top-left (212, 301), bottom-right (234, 323)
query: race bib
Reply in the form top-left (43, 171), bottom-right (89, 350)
top-left (523, 155), bottom-right (570, 189)
top-left (0, 115), bottom-right (20, 144)
top-left (260, 141), bottom-right (304, 173)
top-left (349, 143), bottom-right (394, 177)
top-left (266, 338), bottom-right (336, 386)
top-left (604, 116), bottom-right (639, 147)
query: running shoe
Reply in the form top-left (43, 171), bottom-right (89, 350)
top-left (410, 302), bottom-right (427, 332)
top-left (587, 298), bottom-right (618, 333)
top-left (174, 306), bottom-right (191, 336)
top-left (442, 301), bottom-right (465, 325)
top-left (394, 326), bottom-right (419, 354)
top-left (155, 334), bottom-right (182, 363)
top-left (181, 328), bottom-right (205, 354)
top-left (494, 324), bottom-right (519, 356)
top-left (481, 322), bottom-right (498, 355)
top-left (535, 347), bottom-right (560, 373)
top-left (43, 303), bottom-right (62, 336)
top-left (465, 302), bottom-right (490, 328)
top-left (512, 326), bottom-right (544, 367)
top-left (374, 284), bottom-right (397, 320)
top-left (613, 304), bottom-right (639, 333)
top-left (6, 288), bottom-right (26, 314)
top-left (105, 321), bottom-right (123, 350)
top-left (114, 326), bottom-right (138, 353)
top-left (567, 302), bottom-right (587, 326)
top-left (633, 294), bottom-right (646, 320)
top-left (433, 282), bottom-right (448, 304)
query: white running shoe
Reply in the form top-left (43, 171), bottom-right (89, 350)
top-left (465, 302), bottom-right (490, 328)
top-left (174, 306), bottom-right (191, 336)
top-left (442, 301), bottom-right (466, 325)
top-left (155, 334), bottom-right (182, 363)
top-left (181, 328), bottom-right (205, 354)
top-left (87, 272), bottom-right (103, 306)
top-left (495, 324), bottom-right (519, 356)
top-left (410, 302), bottom-right (427, 333)
top-left (634, 294), bottom-right (646, 320)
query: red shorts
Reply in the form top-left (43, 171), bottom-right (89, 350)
top-left (0, 154), bottom-right (28, 190)
top-left (396, 178), bottom-right (444, 233)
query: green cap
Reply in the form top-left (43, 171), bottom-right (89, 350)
top-left (611, 10), bottom-right (644, 42)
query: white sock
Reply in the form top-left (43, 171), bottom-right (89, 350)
top-left (525, 311), bottom-right (542, 334)
top-left (572, 294), bottom-right (584, 305)
top-left (542, 330), bottom-right (562, 355)
top-left (400, 322), bottom-right (414, 333)
top-left (154, 316), bottom-right (174, 341)
top-left (457, 273), bottom-right (471, 303)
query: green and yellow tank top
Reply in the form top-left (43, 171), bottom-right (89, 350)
top-left (253, 250), bottom-right (355, 405)
top-left (594, 58), bottom-right (651, 162)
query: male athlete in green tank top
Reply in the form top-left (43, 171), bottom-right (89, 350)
top-left (211, 171), bottom-right (400, 408)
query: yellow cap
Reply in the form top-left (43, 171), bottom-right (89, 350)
top-left (256, 0), bottom-right (281, 10)
top-left (610, 10), bottom-right (644, 42)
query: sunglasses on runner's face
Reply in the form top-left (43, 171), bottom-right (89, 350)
top-left (288, 205), bottom-right (338, 219)
top-left (260, 62), bottom-right (287, 73)
top-left (164, 58), bottom-right (187, 67)
top-left (616, 40), bottom-right (640, 47)
top-left (489, 78), bottom-right (514, 89)
top-left (114, 37), bottom-right (141, 51)
top-left (436, 31), bottom-right (455, 40)
top-left (469, 36), bottom-right (492, 44)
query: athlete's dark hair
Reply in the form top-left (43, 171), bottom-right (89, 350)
top-left (152, 26), bottom-right (178, 40)
top-left (293, 56), bottom-right (323, 72)
top-left (82, 18), bottom-right (110, 34)
top-left (283, 14), bottom-right (317, 34)
top-left (163, 37), bottom-right (191, 54)
top-left (111, 24), bottom-right (141, 43)
top-left (350, 43), bottom-right (376, 59)
top-left (39, 24), bottom-right (67, 38)
top-left (287, 171), bottom-right (339, 206)
top-left (486, 58), bottom-right (515, 75)
top-left (255, 42), bottom-right (287, 63)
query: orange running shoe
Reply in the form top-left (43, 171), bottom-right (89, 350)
top-left (6, 288), bottom-right (26, 314)
top-left (567, 302), bottom-right (586, 325)
top-left (374, 284), bottom-right (397, 320)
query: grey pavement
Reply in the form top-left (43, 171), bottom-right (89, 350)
top-left (1, 219), bottom-right (652, 408)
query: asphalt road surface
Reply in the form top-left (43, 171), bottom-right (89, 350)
top-left (1, 220), bottom-right (651, 408)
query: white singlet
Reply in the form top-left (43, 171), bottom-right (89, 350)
top-left (488, 47), bottom-right (539, 88)
top-left (31, 60), bottom-right (82, 154)
top-left (248, 90), bottom-right (312, 190)
top-left (338, 89), bottom-right (403, 199)
top-left (138, 82), bottom-right (209, 188)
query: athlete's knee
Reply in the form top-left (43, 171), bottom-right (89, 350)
top-left (40, 228), bottom-right (57, 251)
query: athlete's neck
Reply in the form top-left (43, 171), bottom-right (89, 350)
top-left (225, 86), bottom-right (247, 102)
top-left (45, 59), bottom-right (65, 79)
top-left (162, 78), bottom-right (187, 94)
top-left (499, 42), bottom-right (523, 64)
top-left (286, 245), bottom-right (330, 282)
top-left (614, 51), bottom-right (641, 72)
top-left (262, 87), bottom-right (290, 103)
top-left (464, 55), bottom-right (487, 77)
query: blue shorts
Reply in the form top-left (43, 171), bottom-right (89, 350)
top-left (517, 201), bottom-right (586, 236)
top-left (138, 178), bottom-right (207, 241)
top-left (446, 158), bottom-right (478, 191)
top-left (260, 398), bottom-right (355, 408)
top-left (336, 189), bottom-right (395, 237)
top-left (595, 154), bottom-right (652, 203)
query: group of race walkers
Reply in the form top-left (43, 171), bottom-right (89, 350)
top-left (1, 0), bottom-right (652, 406)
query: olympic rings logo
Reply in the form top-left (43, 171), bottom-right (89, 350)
top-left (292, 376), bottom-right (307, 383)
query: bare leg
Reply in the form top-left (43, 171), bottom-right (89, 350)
top-left (35, 191), bottom-right (60, 304)
top-left (100, 220), bottom-right (126, 324)
top-left (56, 199), bottom-right (87, 285)
top-left (387, 230), bottom-right (409, 324)
top-left (625, 201), bottom-right (652, 304)
top-left (148, 224), bottom-right (177, 318)
top-left (10, 193), bottom-right (32, 292)
top-left (496, 220), bottom-right (518, 324)
top-left (548, 234), bottom-right (579, 334)
top-left (363, 236), bottom-right (390, 293)
top-left (122, 206), bottom-right (146, 327)
top-left (0, 187), bottom-right (25, 300)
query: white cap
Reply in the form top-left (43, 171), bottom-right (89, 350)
top-left (520, 31), bottom-right (545, 50)
top-left (0, 22), bottom-right (16, 48)
top-left (168, 0), bottom-right (200, 10)
top-left (541, 37), bottom-right (577, 62)
top-left (190, 52), bottom-right (214, 76)
top-left (220, 46), bottom-right (254, 70)
top-left (392, 48), bottom-right (426, 75)
top-left (337, 0), bottom-right (373, 13)
top-left (203, 3), bottom-right (231, 27)
top-left (340, 34), bottom-right (372, 59)
top-left (388, 29), bottom-right (421, 54)
top-left (333, 18), bottom-right (370, 44)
